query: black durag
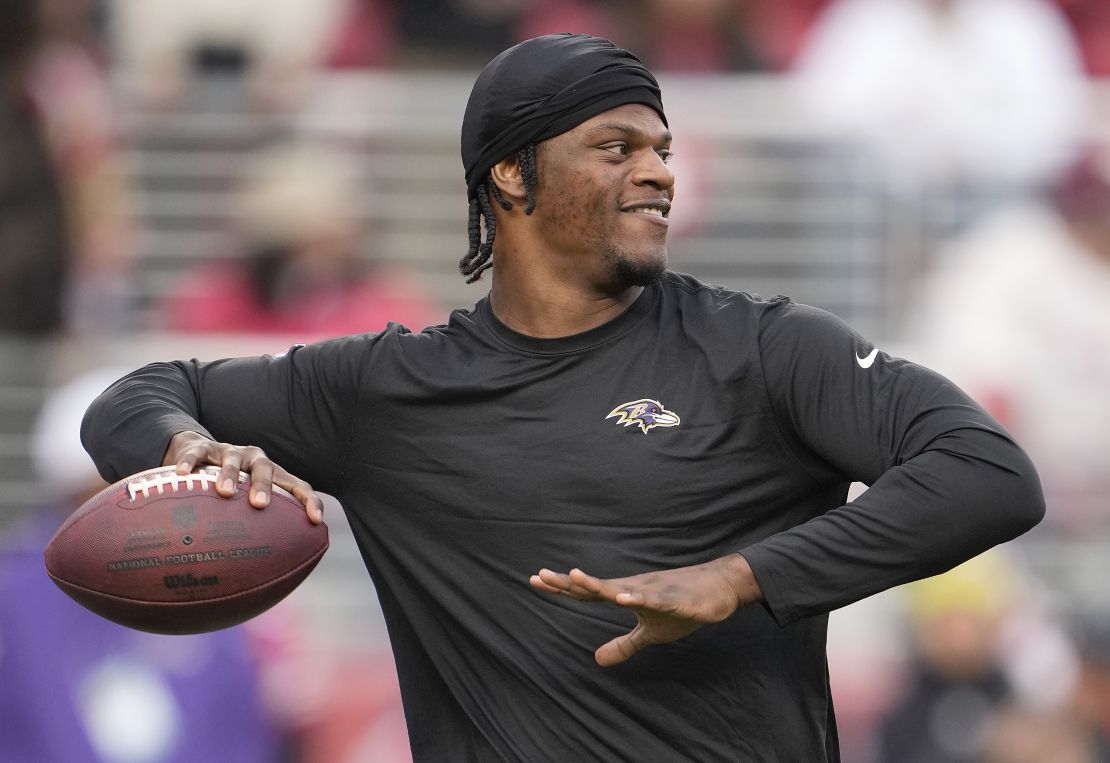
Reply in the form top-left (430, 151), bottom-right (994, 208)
top-left (461, 33), bottom-right (667, 201)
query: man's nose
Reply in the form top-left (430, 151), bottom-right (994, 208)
top-left (631, 151), bottom-right (676, 191)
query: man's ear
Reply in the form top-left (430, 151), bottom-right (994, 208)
top-left (489, 156), bottom-right (527, 206)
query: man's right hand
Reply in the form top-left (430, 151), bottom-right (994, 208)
top-left (162, 431), bottom-right (324, 524)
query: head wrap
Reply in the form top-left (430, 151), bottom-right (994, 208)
top-left (461, 33), bottom-right (667, 200)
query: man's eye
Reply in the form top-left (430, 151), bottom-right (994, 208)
top-left (658, 149), bottom-right (675, 163)
top-left (603, 143), bottom-right (629, 156)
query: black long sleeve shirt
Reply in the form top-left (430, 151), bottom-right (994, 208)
top-left (82, 272), bottom-right (1044, 762)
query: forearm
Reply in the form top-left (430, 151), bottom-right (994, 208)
top-left (82, 339), bottom-right (367, 492)
top-left (741, 429), bottom-right (1044, 625)
top-left (81, 362), bottom-right (211, 482)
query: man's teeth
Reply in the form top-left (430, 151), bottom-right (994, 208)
top-left (628, 207), bottom-right (664, 216)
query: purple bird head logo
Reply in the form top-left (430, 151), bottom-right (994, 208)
top-left (606, 398), bottom-right (681, 435)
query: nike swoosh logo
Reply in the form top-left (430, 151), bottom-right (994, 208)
top-left (856, 348), bottom-right (878, 369)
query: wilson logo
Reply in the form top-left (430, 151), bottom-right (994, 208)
top-left (163, 573), bottom-right (218, 589)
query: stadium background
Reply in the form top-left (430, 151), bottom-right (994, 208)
top-left (2, 1), bottom-right (1109, 761)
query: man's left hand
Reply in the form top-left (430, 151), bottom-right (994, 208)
top-left (530, 554), bottom-right (763, 667)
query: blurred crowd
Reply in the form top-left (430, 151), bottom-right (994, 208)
top-left (5, 0), bottom-right (1108, 338)
top-left (2, 0), bottom-right (1110, 761)
top-left (106, 0), bottom-right (1110, 80)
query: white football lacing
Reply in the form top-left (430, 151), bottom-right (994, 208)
top-left (126, 467), bottom-right (225, 502)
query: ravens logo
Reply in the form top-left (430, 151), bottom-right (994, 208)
top-left (605, 399), bottom-right (681, 434)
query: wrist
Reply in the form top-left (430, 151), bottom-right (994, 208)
top-left (717, 553), bottom-right (764, 609)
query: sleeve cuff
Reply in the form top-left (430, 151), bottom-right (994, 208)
top-left (738, 545), bottom-right (799, 627)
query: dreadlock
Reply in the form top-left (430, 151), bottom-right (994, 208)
top-left (459, 143), bottom-right (538, 283)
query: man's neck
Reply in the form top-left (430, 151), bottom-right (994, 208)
top-left (488, 277), bottom-right (644, 338)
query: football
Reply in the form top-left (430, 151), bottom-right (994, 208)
top-left (43, 465), bottom-right (329, 634)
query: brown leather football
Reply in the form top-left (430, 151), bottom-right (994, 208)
top-left (44, 465), bottom-right (328, 634)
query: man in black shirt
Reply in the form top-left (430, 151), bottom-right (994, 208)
top-left (82, 34), bottom-right (1044, 761)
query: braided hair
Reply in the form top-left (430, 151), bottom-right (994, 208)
top-left (459, 143), bottom-right (538, 283)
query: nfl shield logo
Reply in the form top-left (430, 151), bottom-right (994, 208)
top-left (173, 503), bottom-right (197, 529)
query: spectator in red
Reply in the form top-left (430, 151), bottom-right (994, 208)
top-left (160, 140), bottom-right (442, 339)
top-left (738, 0), bottom-right (831, 71)
top-left (612, 0), bottom-right (764, 72)
top-left (1053, 0), bottom-right (1110, 76)
top-left (324, 0), bottom-right (397, 69)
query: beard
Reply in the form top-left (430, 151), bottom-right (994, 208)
top-left (605, 245), bottom-right (667, 290)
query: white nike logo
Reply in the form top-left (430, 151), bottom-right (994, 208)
top-left (856, 348), bottom-right (878, 369)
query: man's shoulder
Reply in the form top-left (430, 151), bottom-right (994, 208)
top-left (656, 273), bottom-right (860, 349)
top-left (314, 304), bottom-right (491, 370)
top-left (312, 305), bottom-right (481, 349)
top-left (658, 271), bottom-right (792, 317)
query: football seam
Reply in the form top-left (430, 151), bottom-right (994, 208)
top-left (47, 538), bottom-right (329, 606)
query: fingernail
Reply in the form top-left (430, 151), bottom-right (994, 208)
top-left (222, 479), bottom-right (234, 493)
top-left (254, 490), bottom-right (267, 505)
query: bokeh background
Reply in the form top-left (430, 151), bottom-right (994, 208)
top-left (2, 1), bottom-right (1109, 761)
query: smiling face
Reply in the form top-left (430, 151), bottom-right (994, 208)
top-left (529, 103), bottom-right (675, 293)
